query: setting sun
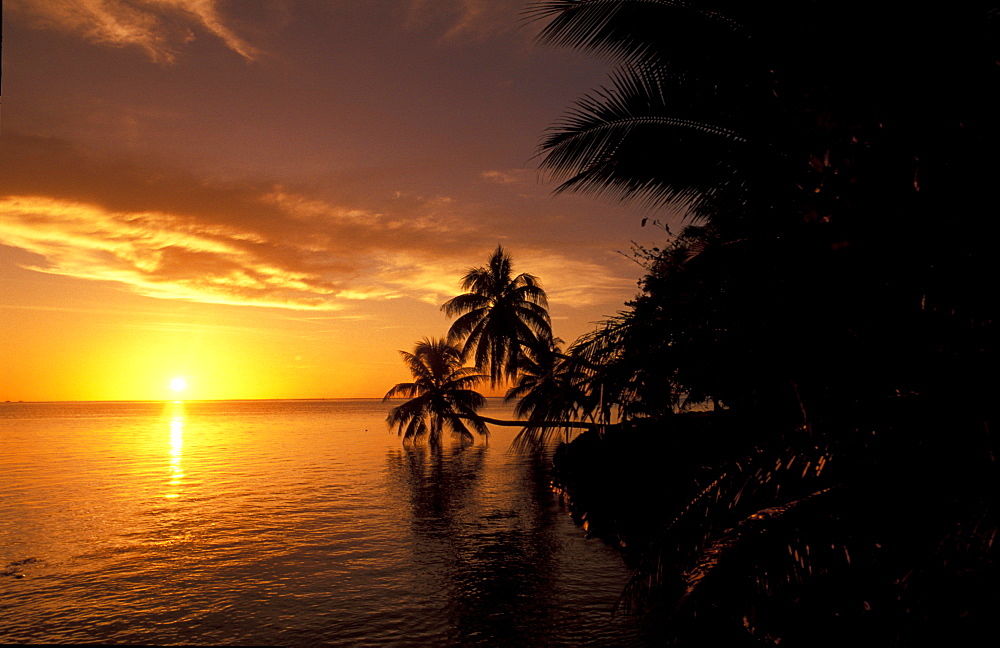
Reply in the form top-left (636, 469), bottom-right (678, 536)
top-left (170, 377), bottom-right (188, 393)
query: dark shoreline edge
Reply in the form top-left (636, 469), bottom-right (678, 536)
top-left (549, 405), bottom-right (998, 645)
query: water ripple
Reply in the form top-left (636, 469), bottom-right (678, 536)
top-left (1, 400), bottom-right (645, 646)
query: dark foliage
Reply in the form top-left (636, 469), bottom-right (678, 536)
top-left (532, 1), bottom-right (999, 644)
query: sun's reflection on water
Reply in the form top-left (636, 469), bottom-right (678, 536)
top-left (1, 400), bottom-right (646, 646)
top-left (166, 402), bottom-right (185, 499)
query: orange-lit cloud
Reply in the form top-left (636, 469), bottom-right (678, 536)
top-left (481, 169), bottom-right (525, 185)
top-left (2, 0), bottom-right (653, 402)
top-left (404, 0), bottom-right (517, 43)
top-left (6, 0), bottom-right (260, 62)
top-left (0, 195), bottom-right (341, 309)
top-left (1, 133), bottom-right (633, 313)
top-left (0, 192), bottom-right (632, 312)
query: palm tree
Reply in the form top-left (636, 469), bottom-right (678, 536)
top-left (505, 338), bottom-right (593, 449)
top-left (442, 245), bottom-right (553, 386)
top-left (383, 338), bottom-right (491, 446)
top-left (385, 336), bottom-right (602, 449)
top-left (527, 0), bottom-right (761, 222)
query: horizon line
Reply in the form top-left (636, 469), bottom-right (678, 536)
top-left (1, 396), bottom-right (513, 404)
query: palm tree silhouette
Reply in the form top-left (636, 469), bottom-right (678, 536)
top-left (505, 337), bottom-right (593, 449)
top-left (442, 245), bottom-right (553, 386)
top-left (385, 336), bottom-right (602, 449)
top-left (527, 0), bottom-right (758, 220)
top-left (383, 338), bottom-right (491, 446)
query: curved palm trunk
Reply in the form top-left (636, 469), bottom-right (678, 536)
top-left (456, 412), bottom-right (608, 431)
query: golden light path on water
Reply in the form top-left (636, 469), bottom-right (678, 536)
top-left (167, 404), bottom-right (185, 500)
top-left (0, 399), bottom-right (655, 646)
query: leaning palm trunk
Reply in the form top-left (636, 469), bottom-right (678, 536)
top-left (385, 337), bottom-right (614, 450)
top-left (458, 412), bottom-right (605, 432)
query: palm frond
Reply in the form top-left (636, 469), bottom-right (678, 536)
top-left (674, 486), bottom-right (837, 607)
top-left (383, 338), bottom-right (489, 445)
top-left (537, 68), bottom-right (749, 214)
top-left (383, 381), bottom-right (421, 401)
top-left (617, 442), bottom-right (841, 619)
top-left (526, 0), bottom-right (748, 70)
top-left (441, 292), bottom-right (490, 319)
top-left (442, 247), bottom-right (552, 385)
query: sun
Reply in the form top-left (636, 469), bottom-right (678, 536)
top-left (170, 377), bottom-right (188, 393)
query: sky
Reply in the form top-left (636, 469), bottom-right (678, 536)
top-left (1, 0), bottom-right (672, 402)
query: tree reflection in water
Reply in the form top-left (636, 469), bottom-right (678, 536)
top-left (385, 444), bottom-right (564, 647)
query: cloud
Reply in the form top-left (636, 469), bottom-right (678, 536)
top-left (518, 251), bottom-right (637, 309)
top-left (403, 0), bottom-right (519, 43)
top-left (7, 0), bottom-right (260, 62)
top-left (439, 0), bottom-right (493, 41)
top-left (0, 195), bottom-right (341, 310)
top-left (0, 135), bottom-right (467, 310)
top-left (166, 0), bottom-right (260, 60)
top-left (0, 133), bottom-right (634, 312)
top-left (481, 169), bottom-right (524, 185)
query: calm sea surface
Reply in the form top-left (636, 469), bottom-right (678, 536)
top-left (0, 399), bottom-right (650, 646)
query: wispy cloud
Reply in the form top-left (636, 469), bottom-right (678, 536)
top-left (0, 133), bottom-right (633, 312)
top-left (0, 195), bottom-right (343, 309)
top-left (518, 251), bottom-right (636, 308)
top-left (167, 0), bottom-right (260, 60)
top-left (403, 0), bottom-right (519, 43)
top-left (481, 169), bottom-right (524, 185)
top-left (7, 0), bottom-right (260, 62)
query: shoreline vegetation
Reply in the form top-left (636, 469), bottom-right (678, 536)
top-left (383, 2), bottom-right (997, 646)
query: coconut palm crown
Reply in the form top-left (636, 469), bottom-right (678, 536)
top-left (383, 338), bottom-right (490, 446)
top-left (442, 245), bottom-right (553, 386)
top-left (505, 337), bottom-right (594, 450)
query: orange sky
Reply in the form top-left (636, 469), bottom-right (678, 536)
top-left (1, 0), bottom-right (676, 401)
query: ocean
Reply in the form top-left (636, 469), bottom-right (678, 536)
top-left (0, 399), bottom-right (650, 646)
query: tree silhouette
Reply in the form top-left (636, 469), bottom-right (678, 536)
top-left (384, 335), bottom-right (602, 450)
top-left (529, 1), bottom-right (999, 645)
top-left (529, 0), bottom-right (999, 422)
top-left (442, 245), bottom-right (553, 386)
top-left (505, 337), bottom-right (594, 449)
top-left (383, 338), bottom-right (490, 446)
